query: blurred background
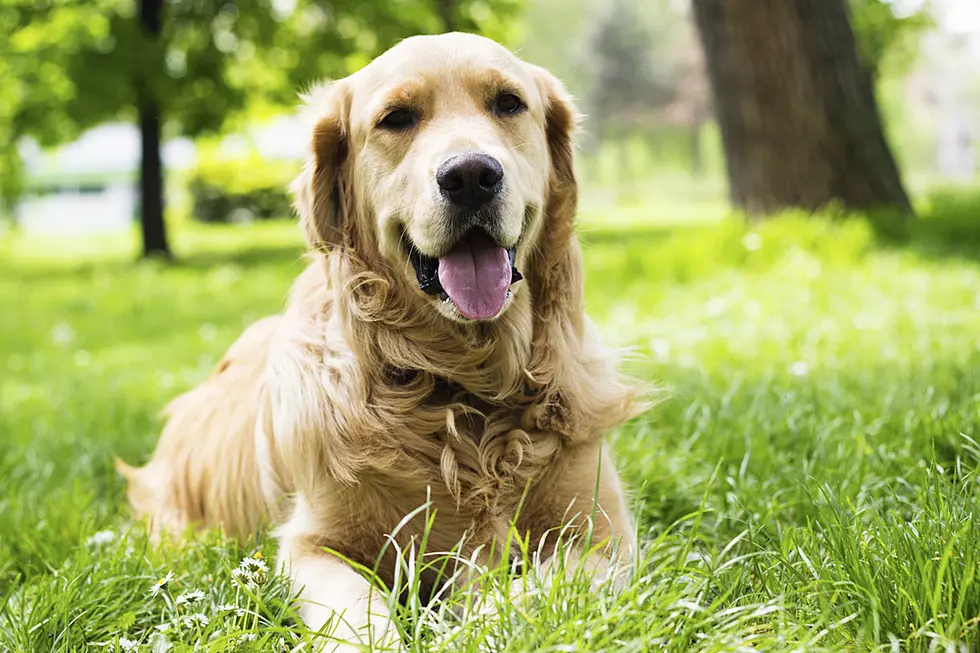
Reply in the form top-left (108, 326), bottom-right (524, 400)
top-left (6, 3), bottom-right (980, 649)
top-left (0, 0), bottom-right (977, 258)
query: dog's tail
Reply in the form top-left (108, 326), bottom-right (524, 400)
top-left (114, 315), bottom-right (281, 540)
top-left (113, 451), bottom-right (189, 537)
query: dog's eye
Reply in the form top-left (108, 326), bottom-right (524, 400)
top-left (378, 109), bottom-right (418, 130)
top-left (493, 93), bottom-right (525, 116)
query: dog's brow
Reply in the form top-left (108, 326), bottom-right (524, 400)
top-left (377, 79), bottom-right (427, 109)
top-left (480, 68), bottom-right (527, 97)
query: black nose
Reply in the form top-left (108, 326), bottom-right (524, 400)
top-left (437, 153), bottom-right (504, 210)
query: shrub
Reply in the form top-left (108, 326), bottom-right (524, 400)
top-left (910, 187), bottom-right (980, 255)
top-left (186, 146), bottom-right (298, 224)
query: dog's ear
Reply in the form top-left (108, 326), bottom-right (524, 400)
top-left (290, 80), bottom-right (352, 251)
top-left (522, 66), bottom-right (642, 442)
top-left (529, 64), bottom-right (581, 224)
top-left (525, 65), bottom-right (583, 313)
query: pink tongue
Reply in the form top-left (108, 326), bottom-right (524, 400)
top-left (437, 231), bottom-right (511, 320)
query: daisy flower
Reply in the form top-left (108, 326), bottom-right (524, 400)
top-left (96, 637), bottom-right (139, 652)
top-left (233, 555), bottom-right (269, 589)
top-left (148, 571), bottom-right (175, 597)
top-left (231, 567), bottom-right (253, 583)
top-left (175, 589), bottom-right (206, 606)
top-left (118, 637), bottom-right (139, 652)
top-left (182, 613), bottom-right (209, 628)
top-left (217, 603), bottom-right (247, 617)
top-left (240, 556), bottom-right (268, 574)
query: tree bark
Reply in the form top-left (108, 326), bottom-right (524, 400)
top-left (138, 0), bottom-right (170, 258)
top-left (691, 0), bottom-right (912, 218)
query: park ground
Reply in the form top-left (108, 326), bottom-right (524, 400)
top-left (2, 186), bottom-right (980, 651)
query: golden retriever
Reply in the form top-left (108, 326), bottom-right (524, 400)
top-left (117, 32), bottom-right (644, 652)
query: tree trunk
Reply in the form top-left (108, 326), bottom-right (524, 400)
top-left (137, 0), bottom-right (170, 258)
top-left (691, 0), bottom-right (912, 218)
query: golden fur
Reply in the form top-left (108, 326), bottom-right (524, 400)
top-left (117, 32), bottom-right (645, 652)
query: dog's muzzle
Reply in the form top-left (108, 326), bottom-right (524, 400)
top-left (408, 228), bottom-right (523, 321)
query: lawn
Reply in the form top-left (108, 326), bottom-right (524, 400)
top-left (2, 198), bottom-right (980, 652)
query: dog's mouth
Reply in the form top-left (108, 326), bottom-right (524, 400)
top-left (407, 228), bottom-right (522, 321)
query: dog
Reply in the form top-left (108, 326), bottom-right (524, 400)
top-left (117, 32), bottom-right (645, 651)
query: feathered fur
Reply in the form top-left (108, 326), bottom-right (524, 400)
top-left (117, 33), bottom-right (647, 651)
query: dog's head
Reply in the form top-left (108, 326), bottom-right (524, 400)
top-left (292, 32), bottom-right (578, 323)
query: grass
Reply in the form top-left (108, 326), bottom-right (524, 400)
top-left (2, 199), bottom-right (980, 652)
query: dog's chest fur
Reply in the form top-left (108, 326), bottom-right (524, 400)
top-left (328, 379), bottom-right (569, 579)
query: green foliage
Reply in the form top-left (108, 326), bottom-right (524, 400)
top-left (584, 0), bottom-right (666, 132)
top-left (909, 187), bottom-right (980, 254)
top-left (185, 143), bottom-right (296, 223)
top-left (4, 199), bottom-right (980, 649)
top-left (849, 0), bottom-right (932, 77)
top-left (0, 1), bottom-right (118, 204)
top-left (0, 0), bottom-right (521, 208)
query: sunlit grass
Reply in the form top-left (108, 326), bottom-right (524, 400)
top-left (3, 199), bottom-right (980, 651)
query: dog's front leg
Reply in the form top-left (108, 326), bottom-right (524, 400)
top-left (277, 513), bottom-right (400, 652)
top-left (512, 443), bottom-right (637, 600)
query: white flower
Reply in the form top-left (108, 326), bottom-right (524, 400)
top-left (239, 556), bottom-right (268, 574)
top-left (231, 567), bottom-right (252, 582)
top-left (217, 603), bottom-right (246, 617)
top-left (86, 530), bottom-right (116, 547)
top-left (148, 571), bottom-right (175, 597)
top-left (236, 633), bottom-right (258, 644)
top-left (175, 589), bottom-right (206, 606)
top-left (118, 637), bottom-right (139, 652)
top-left (233, 555), bottom-right (269, 588)
top-left (94, 638), bottom-right (139, 653)
top-left (182, 613), bottom-right (209, 628)
top-left (789, 361), bottom-right (809, 377)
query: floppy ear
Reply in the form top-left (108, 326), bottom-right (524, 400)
top-left (522, 66), bottom-right (643, 441)
top-left (290, 81), bottom-right (352, 251)
top-left (525, 65), bottom-right (584, 327)
top-left (529, 64), bottom-right (581, 228)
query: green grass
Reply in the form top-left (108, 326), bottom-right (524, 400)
top-left (3, 203), bottom-right (980, 652)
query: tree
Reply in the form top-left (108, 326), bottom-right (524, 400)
top-left (137, 0), bottom-right (167, 257)
top-left (691, 0), bottom-right (913, 217)
top-left (0, 2), bottom-right (111, 217)
top-left (585, 0), bottom-right (669, 142)
top-left (1, 0), bottom-right (519, 258)
top-left (585, 0), bottom-right (712, 174)
top-left (1, 0), bottom-right (281, 256)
